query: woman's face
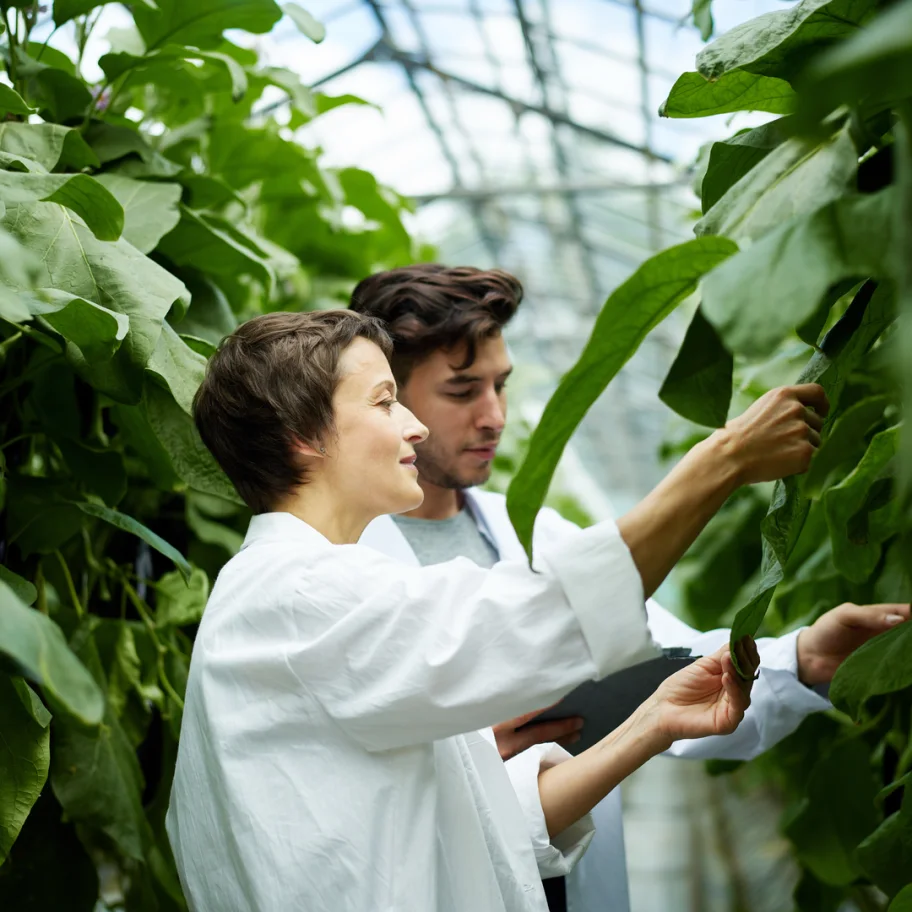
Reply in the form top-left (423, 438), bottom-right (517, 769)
top-left (323, 338), bottom-right (429, 518)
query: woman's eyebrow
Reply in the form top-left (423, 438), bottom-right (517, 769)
top-left (370, 379), bottom-right (396, 395)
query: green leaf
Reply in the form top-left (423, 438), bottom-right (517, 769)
top-left (660, 70), bottom-right (797, 119)
top-left (28, 289), bottom-right (130, 362)
top-left (0, 566), bottom-right (37, 606)
top-left (154, 566), bottom-right (209, 627)
top-left (145, 321), bottom-right (207, 414)
top-left (0, 83), bottom-right (34, 117)
top-left (134, 0), bottom-right (283, 51)
top-left (830, 618), bottom-right (912, 719)
top-left (283, 3), bottom-right (325, 42)
top-left (696, 0), bottom-right (879, 84)
top-left (701, 120), bottom-right (788, 214)
top-left (157, 207), bottom-right (274, 293)
top-left (890, 885), bottom-right (912, 912)
top-left (0, 675), bottom-right (50, 865)
top-left (697, 123), bottom-right (857, 243)
top-left (72, 501), bottom-right (192, 581)
top-left (195, 49), bottom-right (249, 103)
top-left (857, 786), bottom-right (912, 898)
top-left (691, 0), bottom-right (713, 41)
top-left (0, 580), bottom-right (104, 726)
top-left (93, 174), bottom-right (182, 254)
top-left (16, 46), bottom-right (93, 123)
top-left (783, 739), bottom-right (879, 885)
top-left (315, 92), bottom-right (375, 116)
top-left (170, 272), bottom-right (237, 344)
top-left (5, 477), bottom-right (85, 556)
top-left (797, 0), bottom-right (912, 126)
top-left (824, 426), bottom-right (899, 582)
top-left (57, 438), bottom-right (128, 507)
top-left (507, 237), bottom-right (738, 558)
top-left (84, 123), bottom-right (182, 177)
top-left (802, 394), bottom-right (890, 498)
top-left (0, 122), bottom-right (98, 172)
top-left (0, 171), bottom-right (124, 241)
top-left (0, 198), bottom-right (189, 404)
top-left (728, 282), bottom-right (893, 670)
top-left (702, 189), bottom-right (895, 358)
top-left (659, 306), bottom-right (732, 427)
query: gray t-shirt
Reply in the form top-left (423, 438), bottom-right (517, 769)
top-left (391, 507), bottom-right (499, 569)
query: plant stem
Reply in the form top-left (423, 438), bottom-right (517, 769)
top-left (34, 560), bottom-right (47, 615)
top-left (35, 24), bottom-right (60, 63)
top-left (4, 8), bottom-right (18, 91)
top-left (55, 549), bottom-right (85, 619)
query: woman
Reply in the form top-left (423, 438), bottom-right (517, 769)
top-left (166, 310), bottom-right (759, 912)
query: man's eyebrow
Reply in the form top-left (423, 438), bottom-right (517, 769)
top-left (443, 367), bottom-right (513, 386)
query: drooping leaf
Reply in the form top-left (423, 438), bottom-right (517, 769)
top-left (0, 84), bottom-right (34, 117)
top-left (16, 46), bottom-right (93, 123)
top-left (57, 438), bottom-right (128, 507)
top-left (830, 618), bottom-right (912, 719)
top-left (0, 199), bottom-right (190, 404)
top-left (702, 189), bottom-right (894, 358)
top-left (27, 289), bottom-right (130, 362)
top-left (797, 0), bottom-right (912, 126)
top-left (697, 123), bottom-right (857, 243)
top-left (72, 501), bottom-right (192, 581)
top-left (315, 92), bottom-right (376, 116)
top-left (154, 567), bottom-right (209, 627)
top-left (0, 172), bottom-right (124, 241)
top-left (0, 675), bottom-right (50, 865)
top-left (660, 70), bottom-right (797, 119)
top-left (0, 122), bottom-right (98, 172)
top-left (700, 120), bottom-right (788, 213)
top-left (783, 739), bottom-right (879, 885)
top-left (53, 0), bottom-right (157, 27)
top-left (857, 786), bottom-right (912, 898)
top-left (0, 580), bottom-right (104, 726)
top-left (696, 0), bottom-right (880, 84)
top-left (84, 123), bottom-right (182, 177)
top-left (507, 237), bottom-right (738, 558)
top-left (94, 173), bottom-right (182, 254)
top-left (145, 321), bottom-right (207, 414)
top-left (691, 0), bottom-right (713, 41)
top-left (0, 566), bottom-right (37, 606)
top-left (890, 885), bottom-right (912, 912)
top-left (134, 0), bottom-right (283, 51)
top-left (824, 426), bottom-right (899, 581)
top-left (659, 306), bottom-right (732, 427)
top-left (283, 3), bottom-right (325, 42)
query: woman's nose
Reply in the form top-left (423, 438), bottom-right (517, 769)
top-left (404, 411), bottom-right (429, 443)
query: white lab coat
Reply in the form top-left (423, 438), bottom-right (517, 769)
top-left (360, 490), bottom-right (831, 912)
top-left (166, 510), bottom-right (661, 912)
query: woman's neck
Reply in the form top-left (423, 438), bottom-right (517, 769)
top-left (272, 487), bottom-right (369, 545)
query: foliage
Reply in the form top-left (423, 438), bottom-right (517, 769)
top-left (0, 2), bottom-right (416, 908)
top-left (510, 0), bottom-right (912, 905)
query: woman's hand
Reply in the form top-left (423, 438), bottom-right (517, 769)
top-left (649, 638), bottom-right (760, 744)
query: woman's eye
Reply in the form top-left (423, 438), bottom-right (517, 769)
top-left (379, 398), bottom-right (396, 410)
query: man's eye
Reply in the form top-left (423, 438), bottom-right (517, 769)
top-left (495, 382), bottom-right (508, 395)
top-left (448, 391), bottom-right (473, 400)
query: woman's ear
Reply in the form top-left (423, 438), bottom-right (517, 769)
top-left (290, 438), bottom-right (326, 459)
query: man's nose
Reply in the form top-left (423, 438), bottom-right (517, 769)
top-left (476, 389), bottom-right (506, 431)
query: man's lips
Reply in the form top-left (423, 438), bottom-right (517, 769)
top-left (464, 445), bottom-right (498, 460)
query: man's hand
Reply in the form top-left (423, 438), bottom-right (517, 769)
top-left (718, 384), bottom-right (830, 485)
top-left (797, 602), bottom-right (911, 685)
top-left (492, 707), bottom-right (584, 761)
top-left (647, 639), bottom-right (760, 746)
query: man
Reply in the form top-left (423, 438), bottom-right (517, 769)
top-left (351, 264), bottom-right (910, 912)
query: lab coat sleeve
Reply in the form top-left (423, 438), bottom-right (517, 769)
top-left (287, 519), bottom-right (659, 752)
top-left (504, 742), bottom-right (595, 878)
top-left (648, 605), bottom-right (831, 761)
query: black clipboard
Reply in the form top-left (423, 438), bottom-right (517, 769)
top-left (517, 648), bottom-right (699, 755)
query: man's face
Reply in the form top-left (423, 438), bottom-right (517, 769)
top-left (399, 333), bottom-right (512, 490)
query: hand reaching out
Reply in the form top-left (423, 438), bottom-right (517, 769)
top-left (650, 638), bottom-right (760, 744)
top-left (492, 706), bottom-right (584, 761)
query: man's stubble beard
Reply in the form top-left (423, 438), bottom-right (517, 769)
top-left (414, 438), bottom-right (491, 491)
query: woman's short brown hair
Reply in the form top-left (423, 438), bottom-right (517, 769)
top-left (193, 310), bottom-right (392, 514)
top-left (349, 264), bottom-right (522, 382)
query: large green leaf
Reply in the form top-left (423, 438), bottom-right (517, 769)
top-left (696, 0), bottom-right (879, 84)
top-left (701, 120), bottom-right (788, 214)
top-left (727, 282), bottom-right (893, 670)
top-left (0, 199), bottom-right (189, 403)
top-left (0, 567), bottom-right (37, 606)
top-left (27, 289), bottom-right (130, 362)
top-left (0, 84), bottom-right (34, 117)
top-left (154, 567), bottom-right (209, 627)
top-left (660, 70), bottom-right (796, 119)
top-left (797, 0), bottom-right (912, 124)
top-left (507, 237), bottom-right (738, 557)
top-left (658, 306), bottom-right (732, 428)
top-left (891, 885), bottom-right (912, 911)
top-left (702, 189), bottom-right (894, 357)
top-left (73, 501), bottom-right (192, 581)
top-left (0, 580), bottom-right (103, 726)
top-left (94, 174), bottom-right (182, 254)
top-left (784, 739), bottom-right (879, 885)
top-left (53, 0), bottom-right (157, 27)
top-left (84, 123), bottom-right (182, 177)
top-left (146, 321), bottom-right (207, 414)
top-left (824, 426), bottom-right (899, 582)
top-left (696, 123), bottom-right (857, 242)
top-left (857, 786), bottom-right (912, 898)
top-left (0, 676), bottom-right (50, 865)
top-left (16, 47), bottom-right (93, 123)
top-left (134, 0), bottom-right (283, 51)
top-left (0, 122), bottom-right (98, 172)
top-left (830, 618), bottom-right (912, 719)
top-left (0, 172), bottom-right (123, 241)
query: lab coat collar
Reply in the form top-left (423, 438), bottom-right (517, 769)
top-left (240, 511), bottom-right (333, 551)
